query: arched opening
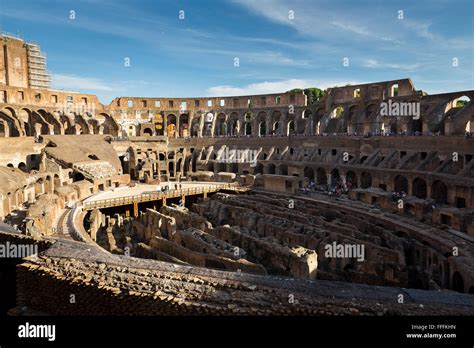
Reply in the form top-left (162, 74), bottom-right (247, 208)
top-left (168, 161), bottom-right (175, 178)
top-left (258, 122), bottom-right (266, 137)
top-left (412, 119), bottom-right (422, 134)
top-left (190, 117), bottom-right (200, 137)
top-left (302, 109), bottom-right (312, 119)
top-left (412, 178), bottom-right (427, 199)
top-left (176, 158), bottom-right (182, 175)
top-left (0, 108), bottom-right (21, 137)
top-left (207, 162), bottom-right (214, 172)
top-left (267, 163), bottom-right (276, 174)
top-left (127, 125), bottom-right (137, 137)
top-left (391, 83), bottom-right (399, 97)
top-left (287, 120), bottom-right (295, 135)
top-left (346, 171), bottom-right (357, 188)
top-left (244, 122), bottom-right (252, 136)
top-left (167, 114), bottom-right (177, 137)
top-left (143, 128), bottom-right (153, 136)
top-left (254, 163), bottom-right (264, 175)
top-left (54, 174), bottom-right (61, 188)
top-left (360, 172), bottom-right (372, 189)
top-left (331, 106), bottom-right (344, 119)
top-left (0, 120), bottom-right (5, 137)
top-left (431, 180), bottom-right (448, 204)
top-left (203, 113), bottom-right (214, 137)
top-left (452, 272), bottom-right (464, 293)
top-left (179, 114), bottom-right (189, 137)
top-left (394, 175), bottom-right (408, 193)
top-left (18, 162), bottom-right (27, 173)
top-left (271, 110), bottom-right (282, 135)
top-left (366, 104), bottom-right (377, 118)
top-left (215, 113), bottom-right (226, 137)
top-left (272, 121), bottom-right (281, 135)
top-left (330, 169), bottom-right (340, 187)
top-left (278, 164), bottom-right (288, 175)
top-left (304, 167), bottom-right (314, 181)
top-left (455, 95), bottom-right (471, 108)
top-left (73, 172), bottom-right (85, 182)
top-left (315, 120), bottom-right (321, 135)
top-left (229, 118), bottom-right (239, 136)
top-left (317, 168), bottom-right (327, 185)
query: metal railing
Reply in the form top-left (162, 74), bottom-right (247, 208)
top-left (83, 183), bottom-right (242, 210)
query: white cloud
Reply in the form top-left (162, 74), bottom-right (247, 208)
top-left (363, 59), bottom-right (420, 71)
top-left (233, 0), bottom-right (399, 43)
top-left (52, 74), bottom-right (114, 92)
top-left (207, 78), bottom-right (363, 96)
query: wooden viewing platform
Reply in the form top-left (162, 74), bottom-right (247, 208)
top-left (82, 183), bottom-right (251, 212)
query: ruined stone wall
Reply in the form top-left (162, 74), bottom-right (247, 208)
top-left (12, 240), bottom-right (474, 316)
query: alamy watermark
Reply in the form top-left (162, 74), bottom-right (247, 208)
top-left (380, 100), bottom-right (420, 120)
top-left (324, 242), bottom-right (365, 262)
top-left (18, 322), bottom-right (55, 342)
top-left (0, 241), bottom-right (38, 258)
top-left (216, 148), bottom-right (258, 167)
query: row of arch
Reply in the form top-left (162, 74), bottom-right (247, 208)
top-left (0, 107), bottom-right (120, 137)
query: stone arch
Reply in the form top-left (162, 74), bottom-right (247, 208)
top-left (18, 162), bottom-right (27, 172)
top-left (394, 175), bottom-right (408, 193)
top-left (287, 120), bottom-right (295, 135)
top-left (74, 114), bottom-right (90, 135)
top-left (330, 169), bottom-right (340, 187)
top-left (258, 121), bottom-right (266, 137)
top-left (176, 158), bottom-right (183, 175)
top-left (54, 174), bottom-right (61, 188)
top-left (167, 114), bottom-right (177, 137)
top-left (244, 122), bottom-right (252, 136)
top-left (346, 171), bottom-right (357, 188)
top-left (452, 271), bottom-right (464, 293)
top-left (87, 118), bottom-right (101, 134)
top-left (272, 120), bottom-right (282, 135)
top-left (168, 160), bottom-right (175, 177)
top-left (267, 163), bottom-right (276, 174)
top-left (0, 110), bottom-right (20, 137)
top-left (302, 109), bottom-right (312, 119)
top-left (412, 177), bottom-right (427, 199)
top-left (38, 109), bottom-right (62, 135)
top-left (303, 166), bottom-right (314, 180)
top-left (72, 172), bottom-right (85, 182)
top-left (99, 113), bottom-right (119, 136)
top-left (278, 164), bottom-right (288, 175)
top-left (126, 124), bottom-right (137, 137)
top-left (190, 115), bottom-right (201, 137)
top-left (215, 113), bottom-right (227, 137)
top-left (317, 168), bottom-right (327, 185)
top-left (229, 112), bottom-right (240, 136)
top-left (465, 113), bottom-right (474, 133)
top-left (179, 114), bottom-right (189, 137)
top-left (60, 114), bottom-right (75, 134)
top-left (360, 172), bottom-right (372, 189)
top-left (254, 162), bottom-right (264, 175)
top-left (431, 180), bottom-right (448, 204)
top-left (143, 127), bottom-right (153, 136)
top-left (331, 106), bottom-right (345, 119)
top-left (0, 107), bottom-right (22, 137)
top-left (271, 110), bottom-right (282, 135)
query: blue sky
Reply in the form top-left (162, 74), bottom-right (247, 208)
top-left (0, 0), bottom-right (473, 104)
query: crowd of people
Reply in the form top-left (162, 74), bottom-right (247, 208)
top-left (391, 191), bottom-right (407, 201)
top-left (301, 178), bottom-right (354, 197)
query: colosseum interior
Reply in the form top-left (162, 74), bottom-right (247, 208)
top-left (0, 32), bottom-right (473, 318)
